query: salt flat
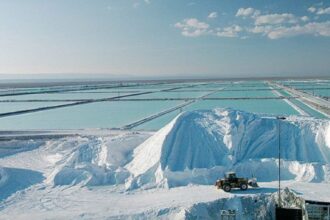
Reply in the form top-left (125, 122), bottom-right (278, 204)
top-left (0, 108), bottom-right (329, 219)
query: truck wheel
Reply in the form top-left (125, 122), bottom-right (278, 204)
top-left (223, 184), bottom-right (231, 192)
top-left (240, 183), bottom-right (248, 190)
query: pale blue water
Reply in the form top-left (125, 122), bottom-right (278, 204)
top-left (276, 89), bottom-right (328, 119)
top-left (0, 100), bottom-right (182, 129)
top-left (88, 88), bottom-right (157, 92)
top-left (0, 102), bottom-right (72, 114)
top-left (136, 110), bottom-right (181, 130)
top-left (137, 98), bottom-right (299, 130)
top-left (0, 91), bottom-right (135, 101)
top-left (281, 80), bottom-right (330, 98)
top-left (208, 89), bottom-right (276, 98)
top-left (122, 91), bottom-right (209, 99)
top-left (0, 80), bottom-right (327, 130)
top-left (185, 99), bottom-right (299, 115)
top-left (290, 98), bottom-right (327, 118)
top-left (301, 89), bottom-right (329, 97)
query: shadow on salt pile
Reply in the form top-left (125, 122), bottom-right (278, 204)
top-left (230, 187), bottom-right (277, 194)
top-left (0, 140), bottom-right (44, 158)
top-left (0, 167), bottom-right (44, 201)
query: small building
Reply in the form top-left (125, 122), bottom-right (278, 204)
top-left (220, 210), bottom-right (236, 220)
top-left (306, 200), bottom-right (330, 220)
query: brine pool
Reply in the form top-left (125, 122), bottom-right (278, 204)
top-left (0, 80), bottom-right (328, 131)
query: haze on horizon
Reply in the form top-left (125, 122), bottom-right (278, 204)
top-left (1, 0), bottom-right (330, 79)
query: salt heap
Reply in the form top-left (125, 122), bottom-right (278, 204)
top-left (126, 108), bottom-right (330, 189)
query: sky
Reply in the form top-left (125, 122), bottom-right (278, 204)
top-left (0, 0), bottom-right (330, 79)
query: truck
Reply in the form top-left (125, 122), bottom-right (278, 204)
top-left (215, 172), bottom-right (259, 192)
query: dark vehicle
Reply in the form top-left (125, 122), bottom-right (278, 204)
top-left (215, 172), bottom-right (258, 192)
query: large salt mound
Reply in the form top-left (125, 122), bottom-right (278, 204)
top-left (126, 108), bottom-right (330, 189)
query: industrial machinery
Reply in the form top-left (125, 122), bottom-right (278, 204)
top-left (215, 172), bottom-right (259, 192)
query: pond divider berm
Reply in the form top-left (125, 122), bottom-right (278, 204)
top-left (121, 89), bottom-right (224, 129)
